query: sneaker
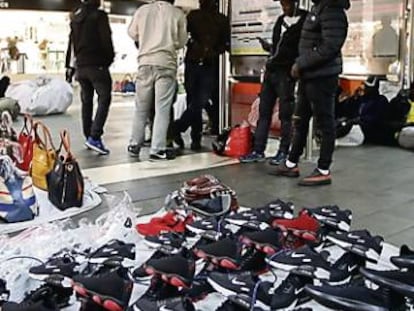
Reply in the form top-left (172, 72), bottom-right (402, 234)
top-left (305, 284), bottom-right (396, 311)
top-left (132, 249), bottom-right (175, 281)
top-left (303, 206), bottom-right (352, 232)
top-left (85, 137), bottom-right (110, 155)
top-left (298, 168), bottom-right (331, 186)
top-left (127, 145), bottom-right (140, 158)
top-left (239, 228), bottom-right (283, 255)
top-left (193, 238), bottom-right (242, 270)
top-left (131, 294), bottom-right (194, 311)
top-left (2, 285), bottom-right (59, 311)
top-left (144, 252), bottom-right (195, 288)
top-left (269, 161), bottom-right (300, 177)
top-left (273, 212), bottom-right (320, 242)
top-left (207, 271), bottom-right (259, 297)
top-left (185, 217), bottom-right (230, 239)
top-left (266, 245), bottom-right (332, 280)
top-left (360, 267), bottom-right (414, 299)
top-left (326, 230), bottom-right (384, 262)
top-left (328, 252), bottom-right (365, 285)
top-left (144, 232), bottom-right (185, 252)
top-left (390, 245), bottom-right (414, 270)
top-left (136, 211), bottom-right (193, 236)
top-left (184, 268), bottom-right (215, 302)
top-left (72, 267), bottom-right (132, 311)
top-left (269, 150), bottom-right (287, 166)
top-left (239, 151), bottom-right (265, 164)
top-left (87, 240), bottom-right (136, 266)
top-left (225, 199), bottom-right (294, 227)
top-left (149, 149), bottom-right (176, 161)
top-left (21, 284), bottom-right (72, 309)
top-left (29, 254), bottom-right (79, 287)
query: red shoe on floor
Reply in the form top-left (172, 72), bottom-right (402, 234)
top-left (136, 211), bottom-right (194, 236)
top-left (273, 211), bottom-right (320, 242)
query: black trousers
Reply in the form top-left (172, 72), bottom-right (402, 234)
top-left (0, 76), bottom-right (10, 97)
top-left (77, 66), bottom-right (112, 140)
top-left (289, 76), bottom-right (338, 170)
top-left (254, 67), bottom-right (295, 154)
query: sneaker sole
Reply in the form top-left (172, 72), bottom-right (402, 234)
top-left (72, 282), bottom-right (126, 311)
top-left (128, 152), bottom-right (140, 158)
top-left (298, 179), bottom-right (332, 186)
top-left (239, 158), bottom-right (266, 164)
top-left (193, 249), bottom-right (240, 270)
top-left (229, 294), bottom-right (273, 311)
top-left (144, 266), bottom-right (192, 289)
top-left (268, 170), bottom-right (300, 178)
top-left (84, 142), bottom-right (109, 155)
top-left (206, 277), bottom-right (239, 298)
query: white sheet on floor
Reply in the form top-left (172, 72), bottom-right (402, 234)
top-left (0, 179), bottom-right (103, 235)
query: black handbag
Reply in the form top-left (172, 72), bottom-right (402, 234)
top-left (47, 130), bottom-right (84, 210)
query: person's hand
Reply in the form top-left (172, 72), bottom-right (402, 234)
top-left (291, 63), bottom-right (300, 79)
top-left (65, 67), bottom-right (75, 84)
top-left (256, 37), bottom-right (271, 52)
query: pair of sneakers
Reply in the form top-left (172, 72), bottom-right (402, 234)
top-left (239, 150), bottom-right (287, 166)
top-left (271, 161), bottom-right (332, 186)
top-left (85, 137), bottom-right (110, 155)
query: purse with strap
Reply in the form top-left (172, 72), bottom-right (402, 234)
top-left (31, 121), bottom-right (57, 190)
top-left (17, 114), bottom-right (34, 171)
top-left (47, 130), bottom-right (84, 210)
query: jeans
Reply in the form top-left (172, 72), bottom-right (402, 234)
top-left (254, 67), bottom-right (295, 154)
top-left (77, 66), bottom-right (112, 140)
top-left (288, 76), bottom-right (338, 170)
top-left (176, 61), bottom-right (216, 143)
top-left (130, 65), bottom-right (176, 153)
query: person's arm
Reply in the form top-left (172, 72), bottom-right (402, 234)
top-left (97, 12), bottom-right (115, 65)
top-left (295, 7), bottom-right (348, 70)
top-left (176, 11), bottom-right (188, 49)
top-left (128, 9), bottom-right (140, 43)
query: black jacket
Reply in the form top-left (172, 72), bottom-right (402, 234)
top-left (296, 0), bottom-right (350, 79)
top-left (266, 9), bottom-right (307, 70)
top-left (67, 3), bottom-right (115, 68)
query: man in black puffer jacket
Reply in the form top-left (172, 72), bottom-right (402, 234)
top-left (274, 0), bottom-right (350, 186)
top-left (240, 0), bottom-right (306, 165)
top-left (66, 0), bottom-right (115, 155)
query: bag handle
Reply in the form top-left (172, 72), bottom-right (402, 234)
top-left (19, 114), bottom-right (34, 136)
top-left (33, 121), bottom-right (56, 151)
top-left (58, 129), bottom-right (74, 161)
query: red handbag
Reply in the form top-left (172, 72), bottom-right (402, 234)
top-left (17, 114), bottom-right (34, 171)
top-left (223, 123), bottom-right (252, 157)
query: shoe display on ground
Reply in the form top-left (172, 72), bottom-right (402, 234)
top-left (72, 267), bottom-right (133, 311)
top-left (303, 205), bottom-right (352, 232)
top-left (305, 284), bottom-right (396, 311)
top-left (273, 212), bottom-right (320, 242)
top-left (269, 161), bottom-right (300, 177)
top-left (298, 168), bottom-right (332, 186)
top-left (239, 151), bottom-right (266, 163)
top-left (391, 245), bottom-right (414, 270)
top-left (207, 271), bottom-right (259, 298)
top-left (144, 232), bottom-right (185, 253)
top-left (87, 240), bottom-right (135, 266)
top-left (225, 199), bottom-right (294, 227)
top-left (326, 229), bottom-right (384, 262)
top-left (239, 228), bottom-right (283, 255)
top-left (85, 137), bottom-right (110, 155)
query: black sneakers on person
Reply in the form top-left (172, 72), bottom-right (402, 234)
top-left (144, 252), bottom-right (195, 288)
top-left (225, 199), bottom-right (294, 227)
top-left (87, 240), bottom-right (136, 266)
top-left (144, 232), bottom-right (185, 253)
top-left (72, 267), bottom-right (133, 311)
top-left (239, 228), bottom-right (283, 255)
top-left (326, 230), bottom-right (384, 262)
top-left (29, 254), bottom-right (79, 287)
top-left (269, 150), bottom-right (288, 166)
top-left (305, 284), bottom-right (396, 311)
top-left (2, 284), bottom-right (59, 311)
top-left (298, 168), bottom-right (332, 186)
top-left (303, 205), bottom-right (352, 232)
top-left (266, 245), bottom-right (332, 280)
top-left (127, 145), bottom-right (140, 158)
top-left (149, 149), bottom-right (176, 161)
top-left (391, 245), bottom-right (414, 270)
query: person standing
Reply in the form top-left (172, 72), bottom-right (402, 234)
top-left (127, 0), bottom-right (187, 161)
top-left (273, 0), bottom-right (350, 186)
top-left (240, 0), bottom-right (306, 165)
top-left (173, 0), bottom-right (230, 151)
top-left (67, 0), bottom-right (114, 155)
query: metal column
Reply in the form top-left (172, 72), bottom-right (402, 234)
top-left (219, 0), bottom-right (230, 132)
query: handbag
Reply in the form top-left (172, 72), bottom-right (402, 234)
top-left (223, 123), bottom-right (252, 158)
top-left (31, 121), bottom-right (57, 190)
top-left (47, 130), bottom-right (84, 210)
top-left (17, 114), bottom-right (34, 171)
top-left (0, 155), bottom-right (38, 223)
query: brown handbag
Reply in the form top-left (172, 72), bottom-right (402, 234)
top-left (31, 121), bottom-right (57, 190)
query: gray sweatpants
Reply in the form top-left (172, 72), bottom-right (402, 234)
top-left (130, 65), bottom-right (177, 153)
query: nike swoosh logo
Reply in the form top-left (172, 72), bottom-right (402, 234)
top-left (348, 234), bottom-right (361, 239)
top-left (269, 204), bottom-right (281, 209)
top-left (291, 253), bottom-right (306, 258)
top-left (231, 278), bottom-right (246, 286)
top-left (294, 288), bottom-right (303, 295)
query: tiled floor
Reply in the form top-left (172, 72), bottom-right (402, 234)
top-left (18, 88), bottom-right (414, 248)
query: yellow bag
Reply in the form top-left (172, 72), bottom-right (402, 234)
top-left (31, 121), bottom-right (57, 190)
top-left (407, 100), bottom-right (414, 124)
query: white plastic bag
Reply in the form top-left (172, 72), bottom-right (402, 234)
top-left (336, 125), bottom-right (364, 147)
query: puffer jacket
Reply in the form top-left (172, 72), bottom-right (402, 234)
top-left (296, 0), bottom-right (350, 79)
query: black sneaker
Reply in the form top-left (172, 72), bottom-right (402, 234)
top-left (239, 152), bottom-right (266, 164)
top-left (29, 254), bottom-right (79, 287)
top-left (186, 217), bottom-right (230, 238)
top-left (72, 267), bottom-right (133, 311)
top-left (127, 145), bottom-right (140, 158)
top-left (269, 150), bottom-right (288, 166)
top-left (149, 149), bottom-right (176, 161)
top-left (144, 232), bottom-right (185, 252)
top-left (266, 245), bottom-right (332, 280)
top-left (239, 228), bottom-right (283, 255)
top-left (207, 271), bottom-right (259, 297)
top-left (328, 252), bottom-right (365, 285)
top-left (87, 240), bottom-right (136, 266)
top-left (2, 285), bottom-right (59, 311)
top-left (144, 252), bottom-right (195, 288)
top-left (305, 284), bottom-right (396, 311)
top-left (391, 245), bottom-right (414, 270)
top-left (327, 230), bottom-right (384, 262)
top-left (303, 205), bottom-right (352, 232)
top-left (225, 199), bottom-right (294, 227)
top-left (298, 168), bottom-right (331, 186)
top-left (360, 267), bottom-right (414, 299)
top-left (131, 295), bottom-right (195, 311)
top-left (132, 248), bottom-right (177, 281)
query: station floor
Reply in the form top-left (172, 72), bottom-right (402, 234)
top-left (19, 89), bottom-right (414, 248)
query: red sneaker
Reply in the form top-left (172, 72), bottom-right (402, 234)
top-left (136, 212), bottom-right (194, 236)
top-left (273, 212), bottom-right (320, 242)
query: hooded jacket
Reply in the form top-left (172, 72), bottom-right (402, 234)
top-left (67, 3), bottom-right (115, 68)
top-left (296, 0), bottom-right (350, 79)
